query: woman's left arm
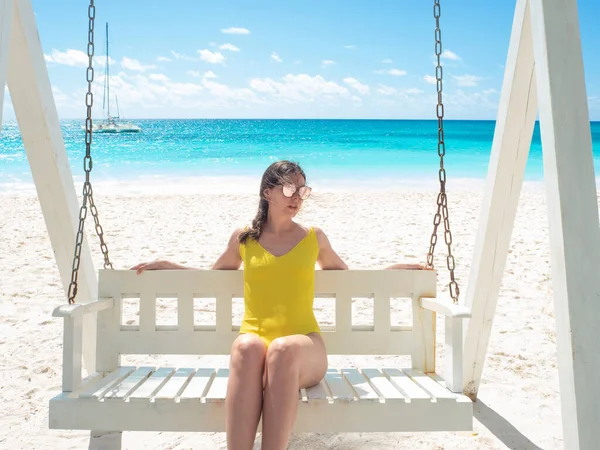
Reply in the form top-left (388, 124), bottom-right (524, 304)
top-left (314, 227), bottom-right (349, 270)
top-left (385, 263), bottom-right (432, 270)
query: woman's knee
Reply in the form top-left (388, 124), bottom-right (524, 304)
top-left (265, 337), bottom-right (300, 373)
top-left (230, 334), bottom-right (267, 369)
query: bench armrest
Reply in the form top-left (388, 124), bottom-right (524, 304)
top-left (53, 297), bottom-right (114, 318)
top-left (420, 296), bottom-right (470, 394)
top-left (421, 297), bottom-right (471, 318)
top-left (52, 298), bottom-right (113, 392)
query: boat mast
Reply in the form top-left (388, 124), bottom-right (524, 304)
top-left (105, 22), bottom-right (110, 119)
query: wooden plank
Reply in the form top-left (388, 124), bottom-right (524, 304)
top-left (373, 292), bottom-right (390, 332)
top-left (529, 0), bottom-right (600, 447)
top-left (128, 367), bottom-right (175, 402)
top-left (0, 0), bottom-right (13, 130)
top-left (412, 295), bottom-right (435, 373)
top-left (50, 396), bottom-right (473, 433)
top-left (9, 0), bottom-right (98, 374)
top-left (361, 368), bottom-right (405, 402)
top-left (445, 316), bottom-right (464, 393)
top-left (305, 378), bottom-right (329, 403)
top-left (216, 293), bottom-right (232, 334)
top-left (324, 369), bottom-right (355, 403)
top-left (154, 368), bottom-right (195, 401)
top-left (139, 289), bottom-right (156, 333)
top-left (177, 292), bottom-right (194, 332)
top-left (103, 366), bottom-right (154, 400)
top-left (179, 368), bottom-right (215, 402)
top-left (79, 366), bottom-right (136, 399)
top-left (98, 269), bottom-right (436, 305)
top-left (462, 0), bottom-right (537, 400)
top-left (113, 329), bottom-right (415, 356)
top-left (204, 368), bottom-right (228, 403)
top-left (335, 291), bottom-right (352, 333)
top-left (62, 316), bottom-right (83, 392)
top-left (403, 369), bottom-right (455, 401)
top-left (341, 368), bottom-right (379, 402)
top-left (382, 368), bottom-right (431, 402)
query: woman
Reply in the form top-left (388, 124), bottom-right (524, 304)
top-left (132, 160), bottom-right (425, 450)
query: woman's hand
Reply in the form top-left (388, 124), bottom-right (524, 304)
top-left (130, 259), bottom-right (179, 274)
top-left (386, 263), bottom-right (433, 270)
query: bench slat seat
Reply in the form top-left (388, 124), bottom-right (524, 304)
top-left (50, 365), bottom-right (472, 432)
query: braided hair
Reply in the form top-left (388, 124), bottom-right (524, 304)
top-left (239, 160), bottom-right (306, 244)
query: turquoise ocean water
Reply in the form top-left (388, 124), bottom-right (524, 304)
top-left (1, 119), bottom-right (600, 193)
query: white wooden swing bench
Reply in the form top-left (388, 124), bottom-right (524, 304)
top-left (49, 268), bottom-right (472, 438)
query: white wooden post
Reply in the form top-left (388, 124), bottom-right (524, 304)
top-left (0, 0), bottom-right (13, 130)
top-left (7, 0), bottom-right (98, 373)
top-left (462, 0), bottom-right (538, 400)
top-left (529, 0), bottom-right (600, 448)
top-left (445, 317), bottom-right (463, 393)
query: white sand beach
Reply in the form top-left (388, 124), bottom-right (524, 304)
top-left (0, 181), bottom-right (569, 449)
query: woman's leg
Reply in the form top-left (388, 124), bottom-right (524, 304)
top-left (226, 333), bottom-right (268, 450)
top-left (260, 333), bottom-right (328, 450)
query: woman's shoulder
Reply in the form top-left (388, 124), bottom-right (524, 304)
top-left (228, 227), bottom-right (248, 247)
top-left (297, 224), bottom-right (328, 244)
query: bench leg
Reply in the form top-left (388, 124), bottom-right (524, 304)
top-left (89, 430), bottom-right (122, 450)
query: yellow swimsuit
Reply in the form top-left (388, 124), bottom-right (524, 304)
top-left (239, 227), bottom-right (320, 346)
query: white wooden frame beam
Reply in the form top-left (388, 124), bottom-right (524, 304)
top-left (530, 0), bottom-right (600, 447)
top-left (462, 0), bottom-right (537, 400)
top-left (7, 0), bottom-right (98, 373)
top-left (463, 0), bottom-right (600, 447)
top-left (0, 0), bottom-right (13, 130)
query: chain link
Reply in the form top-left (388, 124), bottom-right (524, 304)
top-left (68, 0), bottom-right (113, 305)
top-left (426, 0), bottom-right (460, 304)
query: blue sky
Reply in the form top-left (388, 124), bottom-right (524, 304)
top-left (3, 0), bottom-right (600, 120)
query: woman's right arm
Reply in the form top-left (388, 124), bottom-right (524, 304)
top-left (130, 259), bottom-right (196, 274)
top-left (211, 228), bottom-right (244, 270)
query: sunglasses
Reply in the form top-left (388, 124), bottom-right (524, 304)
top-left (282, 183), bottom-right (312, 200)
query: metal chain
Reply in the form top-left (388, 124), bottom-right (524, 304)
top-left (67, 0), bottom-right (113, 305)
top-left (426, 0), bottom-right (459, 304)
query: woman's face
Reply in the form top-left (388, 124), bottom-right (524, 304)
top-left (265, 172), bottom-right (310, 218)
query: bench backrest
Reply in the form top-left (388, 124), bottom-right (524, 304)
top-left (96, 269), bottom-right (437, 372)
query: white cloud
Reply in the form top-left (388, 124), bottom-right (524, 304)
top-left (343, 77), bottom-right (370, 95)
top-left (382, 58), bottom-right (393, 64)
top-left (424, 75), bottom-right (437, 85)
top-left (188, 70), bottom-right (218, 79)
top-left (171, 51), bottom-right (196, 61)
top-left (271, 52), bottom-right (283, 63)
top-left (198, 49), bottom-right (226, 64)
top-left (453, 74), bottom-right (482, 87)
top-left (377, 85), bottom-right (398, 96)
top-left (44, 49), bottom-right (89, 67)
top-left (321, 60), bottom-right (336, 68)
top-left (221, 27), bottom-right (250, 35)
top-left (121, 57), bottom-right (158, 72)
top-left (441, 50), bottom-right (461, 61)
top-left (344, 45), bottom-right (358, 49)
top-left (148, 73), bottom-right (169, 82)
top-left (376, 85), bottom-right (423, 97)
top-left (202, 79), bottom-right (258, 103)
top-left (375, 68), bottom-right (407, 76)
top-left (249, 74), bottom-right (349, 103)
top-left (220, 43), bottom-right (240, 52)
top-left (157, 56), bottom-right (172, 62)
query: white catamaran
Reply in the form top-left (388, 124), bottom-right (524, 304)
top-left (92, 23), bottom-right (141, 133)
